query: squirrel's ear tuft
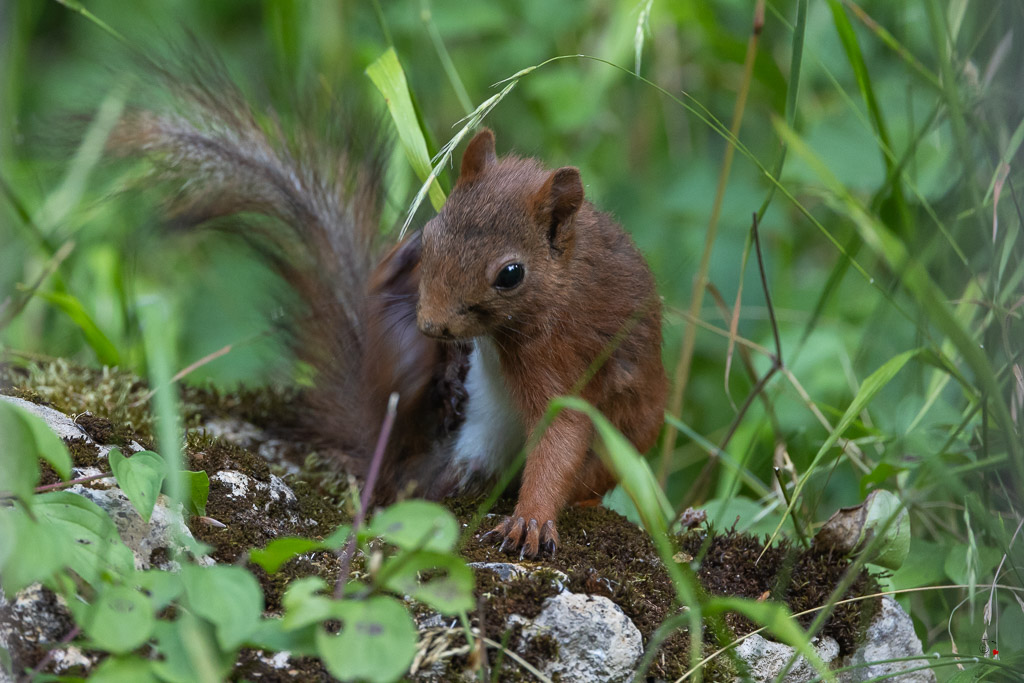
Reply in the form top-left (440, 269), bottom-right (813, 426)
top-left (458, 129), bottom-right (497, 185)
top-left (534, 167), bottom-right (584, 252)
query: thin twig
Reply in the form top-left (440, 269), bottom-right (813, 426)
top-left (334, 392), bottom-right (399, 599)
top-left (718, 213), bottom-right (783, 453)
top-left (24, 625), bottom-right (81, 682)
top-left (34, 472), bottom-right (111, 494)
top-left (132, 343), bottom-right (235, 406)
top-left (773, 466), bottom-right (809, 548)
top-left (679, 213), bottom-right (784, 509)
top-left (475, 593), bottom-right (490, 682)
top-left (478, 634), bottom-right (553, 683)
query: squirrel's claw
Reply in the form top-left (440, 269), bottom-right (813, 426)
top-left (485, 515), bottom-right (558, 559)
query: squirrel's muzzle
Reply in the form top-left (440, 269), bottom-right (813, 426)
top-left (418, 319), bottom-right (453, 340)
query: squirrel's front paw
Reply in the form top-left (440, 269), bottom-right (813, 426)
top-left (483, 515), bottom-right (559, 559)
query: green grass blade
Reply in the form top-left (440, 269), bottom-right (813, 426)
top-left (136, 293), bottom-right (183, 506)
top-left (53, 0), bottom-right (127, 43)
top-left (760, 348), bottom-right (921, 555)
top-left (34, 84), bottom-right (126, 236)
top-left (550, 397), bottom-right (673, 533)
top-left (775, 116), bottom-right (1022, 473)
top-left (841, 0), bottom-right (943, 92)
top-left (827, 0), bottom-right (910, 234)
top-left (419, 0), bottom-right (473, 115)
top-left (549, 396), bottom-right (703, 674)
top-left (31, 289), bottom-right (121, 366)
top-left (706, 597), bottom-right (836, 682)
top-left (366, 48), bottom-right (446, 213)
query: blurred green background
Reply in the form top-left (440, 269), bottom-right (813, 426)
top-left (2, 0), bottom-right (1022, 672)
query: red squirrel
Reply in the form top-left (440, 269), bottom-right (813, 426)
top-left (110, 61), bottom-right (667, 558)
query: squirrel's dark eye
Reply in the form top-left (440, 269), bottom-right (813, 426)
top-left (493, 262), bottom-right (525, 290)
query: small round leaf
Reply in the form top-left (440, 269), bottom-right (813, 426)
top-left (83, 585), bottom-right (155, 654)
top-left (316, 596), bottom-right (417, 683)
top-left (369, 500), bottom-right (458, 552)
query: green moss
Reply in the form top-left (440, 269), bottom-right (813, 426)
top-left (0, 360), bottom-right (156, 438)
top-left (184, 383), bottom-right (302, 431)
top-left (74, 412), bottom-right (136, 448)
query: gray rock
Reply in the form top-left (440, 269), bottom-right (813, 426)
top-left (0, 395), bottom-right (91, 442)
top-left (209, 469), bottom-right (308, 533)
top-left (839, 596), bottom-right (936, 682)
top-left (0, 585), bottom-right (98, 682)
top-left (63, 484), bottom-right (213, 571)
top-left (509, 591), bottom-right (642, 683)
top-left (732, 596), bottom-right (935, 682)
top-left (735, 633), bottom-right (841, 681)
top-left (199, 417), bottom-right (265, 449)
top-left (469, 562), bottom-right (530, 582)
top-left (0, 396), bottom-right (145, 464)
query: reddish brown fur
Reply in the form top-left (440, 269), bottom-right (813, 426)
top-left (109, 57), bottom-right (665, 559)
top-left (418, 130), bottom-right (667, 556)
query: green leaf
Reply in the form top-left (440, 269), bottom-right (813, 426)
top-left (181, 564), bottom-right (264, 651)
top-left (701, 495), bottom-right (783, 538)
top-left (136, 292), bottom-right (185, 505)
top-left (134, 569), bottom-right (184, 611)
top-left (761, 349), bottom-right (921, 552)
top-left (0, 507), bottom-right (65, 594)
top-left (316, 596), bottom-right (418, 683)
top-left (17, 404), bottom-right (73, 481)
top-left (281, 576), bottom-right (333, 631)
top-left (31, 289), bottom-right (121, 366)
top-left (90, 655), bottom-right (160, 683)
top-left (887, 537), bottom-right (946, 590)
top-left (366, 47), bottom-right (446, 212)
top-left (860, 489), bottom-right (910, 570)
top-left (179, 470), bottom-right (209, 517)
top-left (706, 597), bottom-right (836, 683)
top-left (246, 618), bottom-right (318, 657)
top-left (943, 542), bottom-right (1002, 587)
top-left (35, 491), bottom-right (135, 587)
top-left (380, 551), bottom-right (474, 614)
top-left (81, 585), bottom-right (155, 654)
top-left (109, 449), bottom-right (166, 523)
top-left (859, 462), bottom-right (905, 498)
top-left (250, 537), bottom-right (328, 574)
top-left (322, 523), bottom-right (353, 549)
top-left (152, 614), bottom-right (230, 683)
top-left (369, 500), bottom-right (459, 552)
top-left (0, 401), bottom-right (42, 504)
top-left (0, 510), bottom-right (15, 569)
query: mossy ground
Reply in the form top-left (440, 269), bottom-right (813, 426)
top-left (3, 360), bottom-right (880, 681)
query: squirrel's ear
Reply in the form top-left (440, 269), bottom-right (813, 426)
top-left (458, 129), bottom-right (497, 185)
top-left (534, 167), bottom-right (584, 252)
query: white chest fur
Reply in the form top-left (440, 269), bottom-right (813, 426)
top-left (451, 337), bottom-right (525, 483)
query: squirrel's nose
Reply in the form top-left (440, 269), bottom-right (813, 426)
top-left (419, 319), bottom-right (450, 339)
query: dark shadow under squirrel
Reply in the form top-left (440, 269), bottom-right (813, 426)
top-left (110, 60), bottom-right (667, 558)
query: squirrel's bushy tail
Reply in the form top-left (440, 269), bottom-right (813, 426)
top-left (108, 48), bottom-right (392, 461)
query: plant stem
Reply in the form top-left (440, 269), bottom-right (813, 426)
top-left (334, 392), bottom-right (399, 599)
top-left (659, 0), bottom-right (764, 487)
top-left (34, 471), bottom-right (111, 493)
